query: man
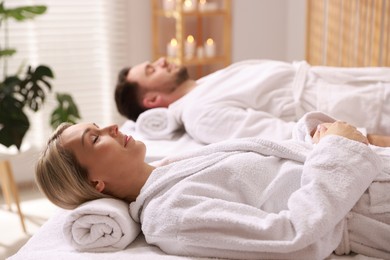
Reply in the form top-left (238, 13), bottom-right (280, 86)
top-left (115, 57), bottom-right (390, 144)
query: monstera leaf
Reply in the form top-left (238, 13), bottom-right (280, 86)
top-left (0, 1), bottom-right (81, 150)
top-left (0, 48), bottom-right (16, 58)
top-left (50, 93), bottom-right (81, 129)
top-left (0, 66), bottom-right (53, 150)
top-left (0, 2), bottom-right (47, 21)
top-left (19, 65), bottom-right (54, 111)
top-left (0, 93), bottom-right (29, 149)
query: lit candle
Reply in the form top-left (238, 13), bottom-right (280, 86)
top-left (163, 0), bottom-right (175, 11)
top-left (185, 35), bottom-right (196, 58)
top-left (183, 0), bottom-right (196, 12)
top-left (167, 38), bottom-right (178, 57)
top-left (199, 0), bottom-right (207, 12)
top-left (198, 0), bottom-right (217, 11)
top-left (204, 38), bottom-right (216, 57)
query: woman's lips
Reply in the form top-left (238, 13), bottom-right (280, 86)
top-left (124, 135), bottom-right (133, 147)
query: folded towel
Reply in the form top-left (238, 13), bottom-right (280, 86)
top-left (63, 198), bottom-right (140, 252)
top-left (135, 108), bottom-right (181, 139)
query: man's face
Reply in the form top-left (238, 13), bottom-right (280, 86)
top-left (127, 57), bottom-right (189, 95)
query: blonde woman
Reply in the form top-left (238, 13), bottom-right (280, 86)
top-left (36, 115), bottom-right (390, 259)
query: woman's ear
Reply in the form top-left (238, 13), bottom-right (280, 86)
top-left (91, 180), bottom-right (105, 193)
top-left (142, 93), bottom-right (163, 108)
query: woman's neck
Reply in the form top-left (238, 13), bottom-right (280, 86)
top-left (124, 163), bottom-right (155, 203)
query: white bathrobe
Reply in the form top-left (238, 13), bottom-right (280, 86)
top-left (169, 60), bottom-right (390, 144)
top-left (129, 121), bottom-right (390, 259)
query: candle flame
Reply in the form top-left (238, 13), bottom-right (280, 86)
top-left (187, 35), bottom-right (194, 43)
top-left (206, 38), bottom-right (214, 45)
top-left (170, 38), bottom-right (178, 46)
top-left (184, 0), bottom-right (192, 7)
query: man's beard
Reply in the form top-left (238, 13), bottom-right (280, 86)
top-left (175, 66), bottom-right (190, 86)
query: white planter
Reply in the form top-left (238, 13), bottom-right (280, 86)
top-left (0, 144), bottom-right (40, 184)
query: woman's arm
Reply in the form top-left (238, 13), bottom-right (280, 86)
top-left (312, 121), bottom-right (390, 147)
top-left (147, 135), bottom-right (381, 260)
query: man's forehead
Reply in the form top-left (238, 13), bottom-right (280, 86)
top-left (127, 62), bottom-right (147, 82)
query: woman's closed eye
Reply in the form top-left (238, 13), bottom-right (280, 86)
top-left (91, 123), bottom-right (100, 144)
top-left (92, 134), bottom-right (99, 144)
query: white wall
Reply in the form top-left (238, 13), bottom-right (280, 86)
top-left (232, 0), bottom-right (289, 61)
top-left (127, 0), bottom-right (152, 64)
top-left (286, 0), bottom-right (307, 62)
top-left (126, 0), bottom-right (307, 66)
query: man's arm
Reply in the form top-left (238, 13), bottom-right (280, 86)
top-left (184, 106), bottom-right (296, 144)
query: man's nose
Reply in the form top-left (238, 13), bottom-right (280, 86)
top-left (156, 57), bottom-right (167, 67)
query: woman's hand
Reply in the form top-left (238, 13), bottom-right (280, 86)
top-left (312, 121), bottom-right (369, 145)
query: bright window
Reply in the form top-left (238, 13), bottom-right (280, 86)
top-left (1, 0), bottom-right (130, 149)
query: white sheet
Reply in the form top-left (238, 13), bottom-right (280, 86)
top-left (8, 208), bottom-right (203, 260)
top-left (9, 208), bottom-right (380, 260)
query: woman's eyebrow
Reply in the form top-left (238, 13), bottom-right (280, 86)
top-left (81, 128), bottom-right (91, 147)
top-left (81, 123), bottom-right (99, 146)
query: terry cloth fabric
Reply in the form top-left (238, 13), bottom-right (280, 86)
top-left (63, 198), bottom-right (140, 252)
top-left (136, 108), bottom-right (182, 140)
top-left (130, 133), bottom-right (385, 259)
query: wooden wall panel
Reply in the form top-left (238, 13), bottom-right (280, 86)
top-left (306, 0), bottom-right (390, 66)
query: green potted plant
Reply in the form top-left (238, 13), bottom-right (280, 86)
top-left (0, 1), bottom-right (80, 150)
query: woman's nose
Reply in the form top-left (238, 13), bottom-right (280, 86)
top-left (107, 124), bottom-right (118, 136)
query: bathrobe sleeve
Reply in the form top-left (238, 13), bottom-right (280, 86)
top-left (184, 106), bottom-right (296, 144)
top-left (149, 136), bottom-right (382, 260)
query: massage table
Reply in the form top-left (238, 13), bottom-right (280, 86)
top-left (9, 119), bottom-right (384, 260)
top-left (9, 206), bottom-right (381, 260)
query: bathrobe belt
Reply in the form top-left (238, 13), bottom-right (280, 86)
top-left (292, 61), bottom-right (310, 119)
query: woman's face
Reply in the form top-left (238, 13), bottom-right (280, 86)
top-left (60, 123), bottom-right (147, 196)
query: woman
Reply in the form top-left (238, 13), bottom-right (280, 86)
top-left (36, 114), bottom-right (389, 259)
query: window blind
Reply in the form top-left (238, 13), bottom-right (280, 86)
top-left (1, 0), bottom-right (130, 148)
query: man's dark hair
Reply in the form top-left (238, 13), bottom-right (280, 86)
top-left (114, 67), bottom-right (147, 121)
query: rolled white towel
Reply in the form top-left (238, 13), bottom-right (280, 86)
top-left (135, 108), bottom-right (182, 139)
top-left (63, 198), bottom-right (140, 252)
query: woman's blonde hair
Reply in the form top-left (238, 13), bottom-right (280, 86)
top-left (35, 122), bottom-right (110, 209)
